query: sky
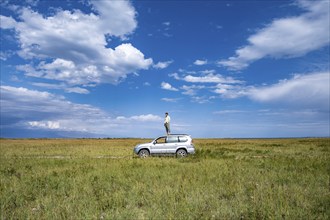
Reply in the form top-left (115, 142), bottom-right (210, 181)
top-left (0, 0), bottom-right (329, 138)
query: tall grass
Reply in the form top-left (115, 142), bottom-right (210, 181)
top-left (1, 138), bottom-right (329, 219)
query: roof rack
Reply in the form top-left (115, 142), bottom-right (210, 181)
top-left (167, 134), bottom-right (189, 136)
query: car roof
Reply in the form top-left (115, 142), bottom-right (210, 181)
top-left (156, 134), bottom-right (190, 138)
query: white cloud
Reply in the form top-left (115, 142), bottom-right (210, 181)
top-left (169, 71), bottom-right (245, 101)
top-left (65, 87), bottom-right (90, 94)
top-left (91, 0), bottom-right (137, 38)
top-left (161, 82), bottom-right (179, 91)
top-left (126, 114), bottom-right (162, 122)
top-left (0, 15), bottom-right (17, 28)
top-left (0, 50), bottom-right (15, 61)
top-left (246, 72), bottom-right (329, 109)
top-left (170, 70), bottom-right (243, 84)
top-left (0, 85), bottom-right (163, 136)
top-left (115, 114), bottom-right (162, 122)
top-left (29, 121), bottom-right (60, 130)
top-left (0, 1), bottom-right (152, 87)
top-left (163, 21), bottom-right (170, 26)
top-left (190, 96), bottom-right (215, 104)
top-left (169, 72), bottom-right (181, 80)
top-left (194, 59), bottom-right (208, 65)
top-left (181, 85), bottom-right (205, 96)
top-left (213, 83), bottom-right (248, 99)
top-left (160, 21), bottom-right (172, 37)
top-left (116, 114), bottom-right (162, 122)
top-left (200, 69), bottom-right (216, 74)
top-left (175, 68), bottom-right (329, 110)
top-left (183, 73), bottom-right (243, 84)
top-left (211, 72), bottom-right (330, 106)
top-left (32, 82), bottom-right (90, 94)
top-left (17, 43), bottom-right (152, 85)
top-left (161, 98), bottom-right (181, 103)
top-left (0, 85), bottom-right (102, 120)
top-left (153, 60), bottom-right (173, 69)
top-left (219, 0), bottom-right (330, 70)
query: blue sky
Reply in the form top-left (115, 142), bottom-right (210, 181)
top-left (1, 0), bottom-right (329, 138)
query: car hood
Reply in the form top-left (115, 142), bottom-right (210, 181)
top-left (135, 143), bottom-right (151, 149)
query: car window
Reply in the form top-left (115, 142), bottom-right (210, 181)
top-left (166, 136), bottom-right (178, 143)
top-left (155, 137), bottom-right (166, 144)
top-left (178, 136), bottom-right (188, 142)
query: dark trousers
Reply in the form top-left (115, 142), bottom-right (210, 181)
top-left (164, 123), bottom-right (170, 135)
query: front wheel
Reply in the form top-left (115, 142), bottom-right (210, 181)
top-left (138, 149), bottom-right (150, 158)
top-left (176, 149), bottom-right (187, 158)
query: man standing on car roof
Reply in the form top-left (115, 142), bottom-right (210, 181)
top-left (164, 112), bottom-right (171, 135)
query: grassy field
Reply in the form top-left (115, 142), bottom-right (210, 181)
top-left (0, 138), bottom-right (329, 219)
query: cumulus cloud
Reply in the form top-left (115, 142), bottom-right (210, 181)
top-left (212, 71), bottom-right (330, 108)
top-left (0, 0), bottom-right (153, 87)
top-left (170, 71), bottom-right (243, 84)
top-left (0, 86), bottom-right (107, 131)
top-left (0, 85), bottom-right (162, 136)
top-left (29, 121), bottom-right (60, 130)
top-left (117, 114), bottom-right (162, 122)
top-left (161, 98), bottom-right (181, 103)
top-left (246, 72), bottom-right (329, 109)
top-left (169, 72), bottom-right (181, 80)
top-left (218, 0), bottom-right (330, 70)
top-left (153, 60), bottom-right (173, 69)
top-left (65, 87), bottom-right (90, 94)
top-left (163, 21), bottom-right (170, 26)
top-left (172, 68), bottom-right (329, 110)
top-left (91, 0), bottom-right (137, 37)
top-left (190, 96), bottom-right (216, 104)
top-left (183, 73), bottom-right (243, 84)
top-left (161, 82), bottom-right (179, 91)
top-left (169, 70), bottom-right (245, 102)
top-left (0, 50), bottom-right (15, 61)
top-left (213, 83), bottom-right (249, 99)
top-left (181, 85), bottom-right (205, 96)
top-left (0, 15), bottom-right (16, 28)
top-left (194, 59), bottom-right (208, 65)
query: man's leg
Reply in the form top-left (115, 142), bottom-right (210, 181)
top-left (166, 123), bottom-right (170, 135)
top-left (164, 123), bottom-right (170, 135)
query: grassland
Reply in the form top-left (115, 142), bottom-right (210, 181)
top-left (0, 138), bottom-right (329, 219)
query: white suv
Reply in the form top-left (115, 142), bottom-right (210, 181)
top-left (133, 134), bottom-right (195, 158)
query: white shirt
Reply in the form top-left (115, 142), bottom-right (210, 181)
top-left (164, 115), bottom-right (170, 124)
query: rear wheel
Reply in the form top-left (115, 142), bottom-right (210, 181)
top-left (176, 149), bottom-right (187, 158)
top-left (138, 149), bottom-right (150, 158)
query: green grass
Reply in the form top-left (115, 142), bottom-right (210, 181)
top-left (1, 138), bottom-right (329, 219)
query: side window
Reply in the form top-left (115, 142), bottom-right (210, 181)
top-left (166, 136), bottom-right (179, 143)
top-left (178, 136), bottom-right (188, 142)
top-left (155, 137), bottom-right (166, 144)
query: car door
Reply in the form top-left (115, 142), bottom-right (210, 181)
top-left (150, 137), bottom-right (167, 154)
top-left (165, 136), bottom-right (179, 154)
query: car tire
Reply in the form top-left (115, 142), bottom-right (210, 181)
top-left (176, 149), bottom-right (187, 158)
top-left (138, 149), bottom-right (150, 158)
